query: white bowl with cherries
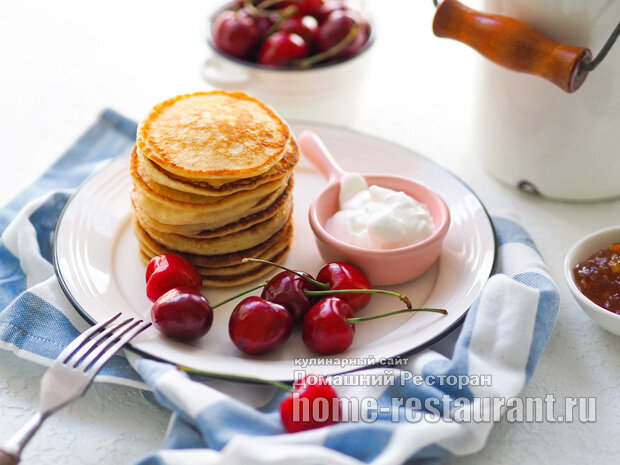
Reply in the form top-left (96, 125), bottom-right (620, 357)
top-left (203, 0), bottom-right (375, 123)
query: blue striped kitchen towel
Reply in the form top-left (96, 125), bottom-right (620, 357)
top-left (0, 109), bottom-right (143, 387)
top-left (0, 110), bottom-right (560, 464)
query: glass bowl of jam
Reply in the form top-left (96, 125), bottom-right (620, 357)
top-left (565, 226), bottom-right (620, 336)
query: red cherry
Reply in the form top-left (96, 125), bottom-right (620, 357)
top-left (146, 254), bottom-right (202, 302)
top-left (229, 296), bottom-right (293, 355)
top-left (258, 31), bottom-right (309, 66)
top-left (317, 9), bottom-right (368, 59)
top-left (302, 297), bottom-right (354, 354)
top-left (151, 287), bottom-right (213, 341)
top-left (273, 0), bottom-right (324, 15)
top-left (279, 374), bottom-right (340, 432)
top-left (296, 0), bottom-right (325, 16)
top-left (301, 297), bottom-right (446, 355)
top-left (316, 262), bottom-right (372, 312)
top-left (315, 0), bottom-right (346, 22)
top-left (261, 271), bottom-right (318, 323)
top-left (212, 9), bottom-right (261, 58)
top-left (280, 15), bottom-right (319, 46)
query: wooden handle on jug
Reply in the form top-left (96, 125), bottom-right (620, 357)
top-left (432, 0), bottom-right (592, 92)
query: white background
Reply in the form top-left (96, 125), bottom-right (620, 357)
top-left (0, 0), bottom-right (618, 464)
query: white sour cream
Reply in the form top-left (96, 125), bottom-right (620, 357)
top-left (325, 173), bottom-right (434, 250)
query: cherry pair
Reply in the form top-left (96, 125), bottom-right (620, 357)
top-left (146, 254), bottom-right (213, 341)
top-left (251, 259), bottom-right (412, 321)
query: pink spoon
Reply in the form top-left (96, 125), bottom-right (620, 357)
top-left (299, 130), bottom-right (451, 286)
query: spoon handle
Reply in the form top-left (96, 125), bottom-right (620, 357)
top-left (298, 131), bottom-right (346, 183)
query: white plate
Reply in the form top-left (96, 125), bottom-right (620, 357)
top-left (54, 123), bottom-right (496, 381)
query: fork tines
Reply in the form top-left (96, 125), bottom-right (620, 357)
top-left (59, 313), bottom-right (151, 374)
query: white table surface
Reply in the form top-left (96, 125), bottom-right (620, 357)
top-left (0, 1), bottom-right (618, 464)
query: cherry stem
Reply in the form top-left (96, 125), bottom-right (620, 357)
top-left (295, 23), bottom-right (361, 68)
top-left (256, 0), bottom-right (300, 10)
top-left (347, 307), bottom-right (447, 323)
top-left (178, 365), bottom-right (293, 392)
top-left (263, 4), bottom-right (298, 38)
top-left (212, 282), bottom-right (267, 309)
top-left (305, 289), bottom-right (412, 309)
top-left (242, 258), bottom-right (330, 289)
top-left (242, 0), bottom-right (275, 17)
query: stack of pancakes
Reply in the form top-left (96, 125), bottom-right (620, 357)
top-left (131, 91), bottom-right (298, 287)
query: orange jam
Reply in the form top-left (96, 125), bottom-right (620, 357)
top-left (573, 243), bottom-right (620, 314)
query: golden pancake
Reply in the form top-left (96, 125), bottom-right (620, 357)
top-left (137, 91), bottom-right (290, 181)
top-left (135, 201), bottom-right (292, 255)
top-left (130, 148), bottom-right (288, 207)
top-left (139, 246), bottom-right (290, 287)
top-left (136, 138), bottom-right (299, 196)
top-left (194, 247), bottom-right (288, 277)
top-left (134, 218), bottom-right (293, 269)
top-left (198, 247), bottom-right (290, 287)
top-left (131, 175), bottom-right (291, 227)
top-left (132, 184), bottom-right (292, 239)
top-left (138, 233), bottom-right (288, 277)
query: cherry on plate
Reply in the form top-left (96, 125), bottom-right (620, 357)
top-left (316, 262), bottom-right (372, 312)
top-left (301, 297), bottom-right (446, 355)
top-left (151, 287), bottom-right (213, 341)
top-left (279, 374), bottom-right (340, 433)
top-left (261, 270), bottom-right (318, 323)
top-left (258, 31), bottom-right (309, 66)
top-left (146, 254), bottom-right (202, 302)
top-left (229, 296), bottom-right (293, 355)
top-left (212, 9), bottom-right (261, 58)
top-left (302, 297), bottom-right (354, 355)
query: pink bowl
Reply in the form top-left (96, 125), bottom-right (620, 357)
top-left (300, 131), bottom-right (451, 286)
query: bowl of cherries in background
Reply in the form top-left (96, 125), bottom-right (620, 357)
top-left (203, 0), bottom-right (375, 124)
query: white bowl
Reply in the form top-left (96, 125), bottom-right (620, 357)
top-left (564, 226), bottom-right (620, 336)
top-left (202, 4), bottom-right (375, 125)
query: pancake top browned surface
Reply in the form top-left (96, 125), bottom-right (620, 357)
top-left (136, 91), bottom-right (290, 180)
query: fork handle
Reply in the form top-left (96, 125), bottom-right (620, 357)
top-left (0, 450), bottom-right (18, 465)
top-left (0, 413), bottom-right (45, 463)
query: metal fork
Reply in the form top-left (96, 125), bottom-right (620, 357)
top-left (0, 313), bottom-right (151, 465)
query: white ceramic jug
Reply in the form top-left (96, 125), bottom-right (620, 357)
top-left (435, 0), bottom-right (620, 201)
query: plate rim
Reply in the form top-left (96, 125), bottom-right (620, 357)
top-left (52, 121), bottom-right (497, 381)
